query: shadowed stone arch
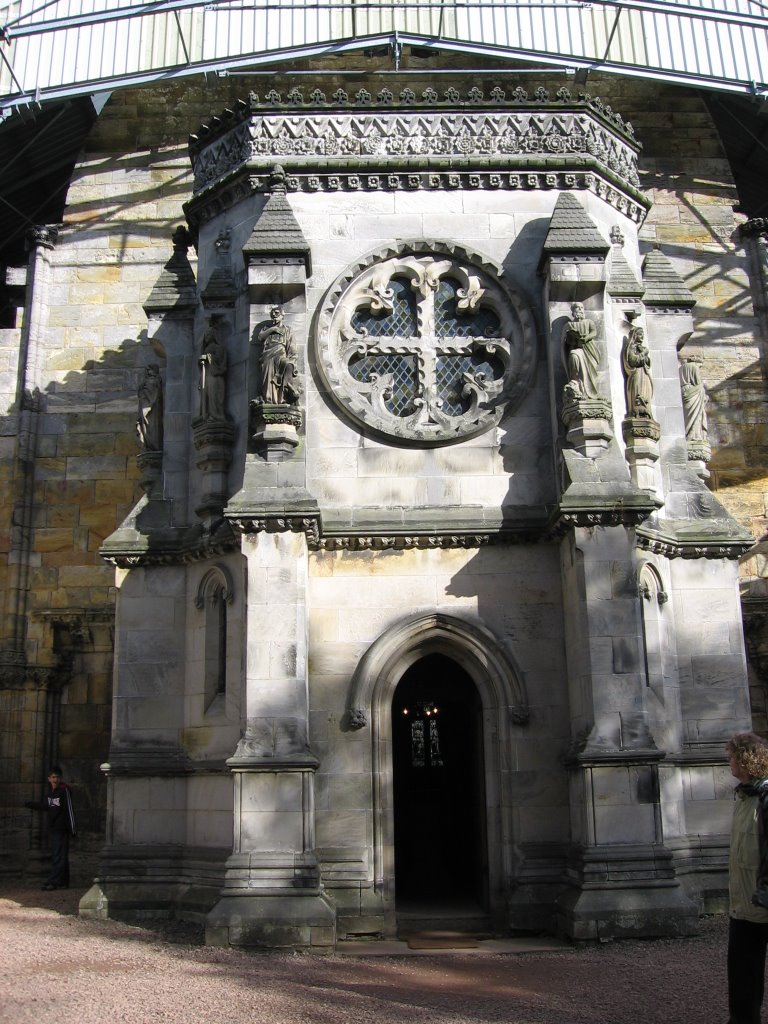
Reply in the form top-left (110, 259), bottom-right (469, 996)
top-left (345, 612), bottom-right (528, 925)
top-left (194, 563), bottom-right (235, 609)
top-left (347, 611), bottom-right (529, 728)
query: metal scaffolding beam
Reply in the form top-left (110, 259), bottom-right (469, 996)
top-left (0, 0), bottom-right (766, 110)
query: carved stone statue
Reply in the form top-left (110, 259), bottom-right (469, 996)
top-left (257, 306), bottom-right (302, 405)
top-left (622, 324), bottom-right (654, 418)
top-left (679, 356), bottom-right (708, 442)
top-left (136, 364), bottom-right (163, 451)
top-left (563, 302), bottom-right (600, 399)
top-left (198, 316), bottom-right (228, 421)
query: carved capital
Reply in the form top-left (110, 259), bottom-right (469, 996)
top-left (26, 225), bottom-right (58, 250)
top-left (687, 439), bottom-right (712, 463)
top-left (741, 218), bottom-right (768, 239)
top-left (622, 416), bottom-right (661, 443)
top-left (136, 450), bottom-right (163, 498)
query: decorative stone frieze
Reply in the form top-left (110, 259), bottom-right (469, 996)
top-left (101, 525), bottom-right (238, 569)
top-left (636, 530), bottom-right (753, 560)
top-left (190, 99), bottom-right (641, 192)
top-left (185, 93), bottom-right (649, 228)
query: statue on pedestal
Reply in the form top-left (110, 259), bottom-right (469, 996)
top-left (679, 356), bottom-right (708, 442)
top-left (257, 306), bottom-right (302, 405)
top-left (198, 316), bottom-right (228, 421)
top-left (622, 324), bottom-right (654, 418)
top-left (136, 364), bottom-right (164, 452)
top-left (563, 302), bottom-right (600, 400)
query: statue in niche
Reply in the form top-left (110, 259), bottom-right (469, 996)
top-left (136, 363), bottom-right (163, 451)
top-left (198, 315), bottom-right (228, 421)
top-left (563, 301), bottom-right (600, 399)
top-left (257, 306), bottom-right (302, 405)
top-left (679, 356), bottom-right (708, 442)
top-left (622, 323), bottom-right (654, 418)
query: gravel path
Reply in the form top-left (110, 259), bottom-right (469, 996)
top-left (0, 884), bottom-right (730, 1024)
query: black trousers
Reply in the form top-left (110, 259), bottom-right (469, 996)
top-left (47, 830), bottom-right (70, 887)
top-left (729, 916), bottom-right (768, 1024)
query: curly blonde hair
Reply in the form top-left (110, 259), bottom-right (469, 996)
top-left (726, 732), bottom-right (768, 779)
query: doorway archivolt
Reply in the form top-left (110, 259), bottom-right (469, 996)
top-left (346, 612), bottom-right (529, 918)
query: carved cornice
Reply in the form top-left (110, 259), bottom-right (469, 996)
top-left (189, 87), bottom-right (639, 157)
top-left (225, 508), bottom-right (547, 549)
top-left (100, 523), bottom-right (238, 569)
top-left (187, 168), bottom-right (646, 229)
top-left (549, 489), bottom-right (660, 535)
top-left (26, 225), bottom-right (58, 250)
top-left (309, 531), bottom-right (539, 552)
top-left (636, 524), bottom-right (753, 560)
top-left (0, 660), bottom-right (63, 690)
top-left (186, 93), bottom-right (648, 226)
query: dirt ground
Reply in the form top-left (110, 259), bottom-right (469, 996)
top-left (0, 883), bottom-right (731, 1024)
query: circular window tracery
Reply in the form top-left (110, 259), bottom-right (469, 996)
top-left (315, 242), bottom-right (538, 446)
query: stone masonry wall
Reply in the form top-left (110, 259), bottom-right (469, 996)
top-left (1, 59), bottom-right (765, 867)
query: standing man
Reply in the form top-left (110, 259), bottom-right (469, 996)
top-left (727, 732), bottom-right (768, 1024)
top-left (25, 765), bottom-right (77, 891)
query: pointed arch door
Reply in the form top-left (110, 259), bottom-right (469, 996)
top-left (391, 653), bottom-right (488, 906)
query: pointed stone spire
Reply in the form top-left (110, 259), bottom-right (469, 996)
top-left (243, 165), bottom-right (312, 275)
top-left (144, 225), bottom-right (198, 314)
top-left (607, 225), bottom-right (643, 298)
top-left (542, 193), bottom-right (609, 256)
top-left (642, 245), bottom-right (695, 307)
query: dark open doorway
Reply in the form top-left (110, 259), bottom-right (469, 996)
top-left (392, 653), bottom-right (488, 910)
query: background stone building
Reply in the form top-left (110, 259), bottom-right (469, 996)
top-left (1, 2), bottom-right (768, 947)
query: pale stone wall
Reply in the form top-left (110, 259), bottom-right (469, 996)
top-left (2, 63), bottom-right (765, 886)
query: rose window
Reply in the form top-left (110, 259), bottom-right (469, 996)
top-left (315, 244), bottom-right (536, 446)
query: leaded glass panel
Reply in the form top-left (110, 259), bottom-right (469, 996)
top-left (348, 352), bottom-right (419, 416)
top-left (436, 353), bottom-right (504, 416)
top-left (351, 277), bottom-right (418, 337)
top-left (435, 278), bottom-right (501, 338)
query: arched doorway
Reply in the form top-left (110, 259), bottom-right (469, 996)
top-left (392, 653), bottom-right (488, 910)
top-left (347, 611), bottom-right (529, 934)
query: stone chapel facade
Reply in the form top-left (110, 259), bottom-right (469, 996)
top-left (2, 66), bottom-right (767, 948)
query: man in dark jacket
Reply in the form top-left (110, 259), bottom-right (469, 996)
top-left (25, 765), bottom-right (77, 890)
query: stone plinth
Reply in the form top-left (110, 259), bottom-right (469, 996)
top-left (562, 396), bottom-right (613, 457)
top-left (192, 418), bottom-right (235, 523)
top-left (136, 450), bottom-right (163, 498)
top-left (622, 416), bottom-right (660, 491)
top-left (250, 401), bottom-right (302, 462)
